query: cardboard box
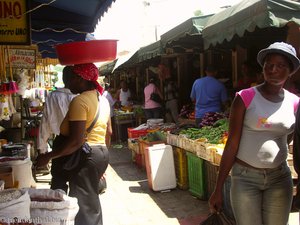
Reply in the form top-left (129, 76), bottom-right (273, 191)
top-left (0, 167), bottom-right (14, 188)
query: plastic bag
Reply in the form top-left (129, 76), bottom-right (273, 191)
top-left (200, 212), bottom-right (236, 225)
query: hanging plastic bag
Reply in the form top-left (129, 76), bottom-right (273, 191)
top-left (200, 212), bottom-right (236, 225)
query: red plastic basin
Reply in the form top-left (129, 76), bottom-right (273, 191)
top-left (55, 40), bottom-right (118, 65)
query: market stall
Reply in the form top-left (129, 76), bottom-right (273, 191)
top-left (126, 110), bottom-right (297, 220)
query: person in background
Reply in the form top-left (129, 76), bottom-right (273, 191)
top-left (234, 61), bottom-right (257, 91)
top-left (115, 80), bottom-right (132, 107)
top-left (36, 63), bottom-right (110, 225)
top-left (190, 65), bottom-right (229, 127)
top-left (144, 76), bottom-right (164, 120)
top-left (164, 77), bottom-right (179, 123)
top-left (37, 66), bottom-right (76, 155)
top-left (103, 83), bottom-right (115, 147)
top-left (209, 42), bottom-right (300, 225)
top-left (37, 66), bottom-right (76, 171)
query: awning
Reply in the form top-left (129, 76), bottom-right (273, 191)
top-left (202, 0), bottom-right (300, 49)
top-left (161, 15), bottom-right (213, 50)
top-left (116, 41), bottom-right (163, 70)
top-left (112, 50), bottom-right (138, 72)
top-left (99, 59), bottom-right (117, 75)
top-left (30, 0), bottom-right (116, 58)
top-left (136, 40), bottom-right (163, 62)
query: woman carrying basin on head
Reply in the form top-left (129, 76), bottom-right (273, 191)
top-left (36, 63), bottom-right (111, 225)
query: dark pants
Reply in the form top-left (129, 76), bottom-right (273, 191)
top-left (51, 145), bottom-right (109, 225)
top-left (70, 145), bottom-right (109, 225)
top-left (51, 156), bottom-right (69, 193)
top-left (144, 107), bottom-right (163, 120)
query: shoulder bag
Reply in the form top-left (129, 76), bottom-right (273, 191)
top-left (150, 86), bottom-right (162, 103)
top-left (53, 95), bottom-right (100, 172)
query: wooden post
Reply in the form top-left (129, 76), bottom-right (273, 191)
top-left (232, 50), bottom-right (238, 87)
top-left (200, 53), bottom-right (204, 76)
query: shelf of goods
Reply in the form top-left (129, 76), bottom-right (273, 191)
top-left (167, 131), bottom-right (224, 165)
top-left (0, 143), bottom-right (35, 189)
top-left (114, 112), bottom-right (135, 142)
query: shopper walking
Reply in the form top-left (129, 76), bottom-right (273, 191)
top-left (36, 63), bottom-right (110, 225)
top-left (209, 42), bottom-right (300, 225)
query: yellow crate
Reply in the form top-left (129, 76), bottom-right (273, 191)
top-left (173, 147), bottom-right (188, 190)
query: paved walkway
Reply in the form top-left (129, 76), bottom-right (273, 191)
top-left (36, 143), bottom-right (300, 225)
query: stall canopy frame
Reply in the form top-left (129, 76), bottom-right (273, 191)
top-left (202, 0), bottom-right (300, 49)
top-left (160, 15), bottom-right (213, 51)
top-left (30, 0), bottom-right (116, 58)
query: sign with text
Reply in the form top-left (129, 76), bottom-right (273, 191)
top-left (8, 48), bottom-right (36, 69)
top-left (0, 0), bottom-right (30, 44)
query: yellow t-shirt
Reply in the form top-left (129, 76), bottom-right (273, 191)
top-left (60, 90), bottom-right (110, 145)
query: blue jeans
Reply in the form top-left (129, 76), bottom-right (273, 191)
top-left (230, 162), bottom-right (293, 225)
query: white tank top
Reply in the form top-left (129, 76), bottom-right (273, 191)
top-left (120, 89), bottom-right (131, 106)
top-left (237, 87), bottom-right (299, 168)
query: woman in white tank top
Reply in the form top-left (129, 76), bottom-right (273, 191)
top-left (208, 42), bottom-right (300, 225)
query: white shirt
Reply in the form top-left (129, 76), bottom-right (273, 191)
top-left (103, 90), bottom-right (116, 117)
top-left (237, 87), bottom-right (298, 168)
top-left (119, 89), bottom-right (131, 106)
top-left (37, 88), bottom-right (76, 153)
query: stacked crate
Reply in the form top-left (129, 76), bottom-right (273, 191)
top-left (173, 147), bottom-right (188, 190)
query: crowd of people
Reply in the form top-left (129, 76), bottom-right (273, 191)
top-left (33, 40), bottom-right (300, 225)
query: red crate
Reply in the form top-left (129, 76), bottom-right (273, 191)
top-left (135, 153), bottom-right (145, 168)
top-left (127, 128), bottom-right (148, 138)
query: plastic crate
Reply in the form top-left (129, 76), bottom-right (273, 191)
top-left (138, 139), bottom-right (165, 155)
top-left (204, 160), bottom-right (219, 198)
top-left (167, 132), bottom-right (179, 147)
top-left (173, 147), bottom-right (188, 190)
top-left (127, 128), bottom-right (148, 139)
top-left (186, 152), bottom-right (207, 200)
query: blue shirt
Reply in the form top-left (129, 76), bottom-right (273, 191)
top-left (190, 76), bottom-right (228, 119)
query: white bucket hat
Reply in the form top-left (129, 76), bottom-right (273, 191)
top-left (257, 42), bottom-right (300, 75)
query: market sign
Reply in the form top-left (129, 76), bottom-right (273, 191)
top-left (8, 48), bottom-right (36, 69)
top-left (0, 0), bottom-right (30, 44)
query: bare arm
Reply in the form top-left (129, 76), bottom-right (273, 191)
top-left (209, 95), bottom-right (246, 212)
top-left (105, 117), bottom-right (112, 147)
top-left (36, 120), bottom-right (87, 166)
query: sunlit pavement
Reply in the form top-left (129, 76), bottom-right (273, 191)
top-left (36, 143), bottom-right (300, 225)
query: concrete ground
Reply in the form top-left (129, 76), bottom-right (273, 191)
top-left (35, 143), bottom-right (300, 225)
